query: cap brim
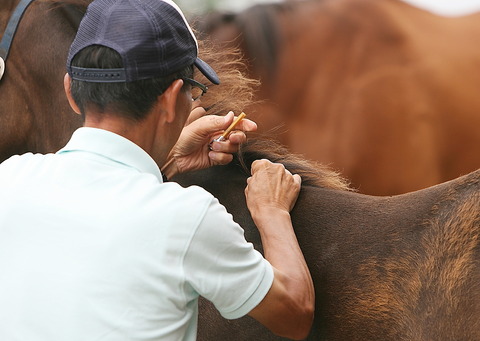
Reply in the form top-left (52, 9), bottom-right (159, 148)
top-left (194, 57), bottom-right (220, 85)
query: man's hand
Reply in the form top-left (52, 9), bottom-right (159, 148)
top-left (162, 108), bottom-right (257, 178)
top-left (245, 159), bottom-right (302, 216)
top-left (244, 160), bottom-right (314, 340)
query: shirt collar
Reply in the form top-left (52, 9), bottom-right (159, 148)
top-left (57, 127), bottom-right (164, 183)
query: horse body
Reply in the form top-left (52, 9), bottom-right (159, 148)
top-left (2, 1), bottom-right (479, 339)
top-left (174, 140), bottom-right (480, 340)
top-left (200, 0), bottom-right (480, 195)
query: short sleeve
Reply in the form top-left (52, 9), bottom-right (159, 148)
top-left (183, 197), bottom-right (274, 320)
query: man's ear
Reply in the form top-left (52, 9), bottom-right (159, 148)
top-left (63, 73), bottom-right (81, 115)
top-left (159, 79), bottom-right (184, 123)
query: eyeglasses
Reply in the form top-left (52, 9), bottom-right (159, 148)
top-left (182, 78), bottom-right (208, 101)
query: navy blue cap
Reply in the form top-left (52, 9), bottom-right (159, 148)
top-left (66, 0), bottom-right (220, 84)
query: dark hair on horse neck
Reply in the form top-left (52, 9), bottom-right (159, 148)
top-left (70, 45), bottom-right (193, 121)
top-left (236, 137), bottom-right (352, 191)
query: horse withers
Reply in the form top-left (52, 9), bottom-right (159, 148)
top-left (174, 139), bottom-right (480, 340)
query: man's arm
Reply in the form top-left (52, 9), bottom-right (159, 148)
top-left (245, 160), bottom-right (315, 340)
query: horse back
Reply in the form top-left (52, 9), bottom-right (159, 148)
top-left (175, 166), bottom-right (480, 340)
top-left (302, 169), bottom-right (480, 340)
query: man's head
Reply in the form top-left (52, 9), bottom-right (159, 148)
top-left (65, 0), bottom-right (219, 120)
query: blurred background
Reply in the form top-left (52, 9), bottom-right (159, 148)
top-left (173, 0), bottom-right (480, 196)
top-left (176, 0), bottom-right (480, 16)
top-left (176, 0), bottom-right (283, 16)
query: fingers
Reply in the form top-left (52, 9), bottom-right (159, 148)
top-left (186, 111), bottom-right (233, 137)
top-left (251, 159), bottom-right (280, 174)
top-left (250, 160), bottom-right (301, 185)
top-left (250, 160), bottom-right (302, 188)
top-left (180, 109), bottom-right (258, 168)
top-left (292, 173), bottom-right (302, 187)
top-left (246, 159), bottom-right (302, 213)
top-left (229, 117), bottom-right (258, 133)
top-left (208, 150), bottom-right (234, 165)
top-left (210, 112), bottom-right (257, 138)
top-left (209, 112), bottom-right (257, 153)
top-left (185, 107), bottom-right (207, 126)
top-left (209, 131), bottom-right (246, 153)
top-left (186, 110), bottom-right (257, 143)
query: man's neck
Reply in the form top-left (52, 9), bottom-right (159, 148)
top-left (83, 109), bottom-right (168, 166)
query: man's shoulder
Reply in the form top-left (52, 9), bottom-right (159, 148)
top-left (0, 152), bottom-right (50, 172)
top-left (159, 182), bottom-right (215, 205)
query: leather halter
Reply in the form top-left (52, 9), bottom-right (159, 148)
top-left (0, 0), bottom-right (36, 80)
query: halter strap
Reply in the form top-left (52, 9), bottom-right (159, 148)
top-left (0, 0), bottom-right (36, 79)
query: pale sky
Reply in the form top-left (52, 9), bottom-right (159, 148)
top-left (176, 0), bottom-right (283, 16)
top-left (176, 0), bottom-right (480, 17)
top-left (401, 0), bottom-right (480, 16)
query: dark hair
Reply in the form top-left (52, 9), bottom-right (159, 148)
top-left (70, 45), bottom-right (194, 121)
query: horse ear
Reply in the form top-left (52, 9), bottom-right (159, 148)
top-left (63, 73), bottom-right (81, 115)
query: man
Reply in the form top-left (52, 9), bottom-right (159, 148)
top-left (0, 0), bottom-right (314, 340)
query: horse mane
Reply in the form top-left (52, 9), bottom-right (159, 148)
top-left (197, 2), bottom-right (297, 84)
top-left (236, 137), bottom-right (353, 191)
top-left (196, 39), bottom-right (260, 117)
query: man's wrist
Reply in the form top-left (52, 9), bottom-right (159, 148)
top-left (251, 208), bottom-right (291, 228)
top-left (161, 156), bottom-right (180, 180)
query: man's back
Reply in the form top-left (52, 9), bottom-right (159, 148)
top-left (0, 128), bottom-right (272, 340)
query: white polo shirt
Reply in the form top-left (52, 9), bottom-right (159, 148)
top-left (0, 127), bottom-right (273, 341)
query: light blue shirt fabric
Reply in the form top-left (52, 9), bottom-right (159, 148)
top-left (0, 127), bottom-right (273, 341)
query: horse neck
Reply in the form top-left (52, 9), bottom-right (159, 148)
top-left (0, 0), bottom-right (19, 37)
top-left (18, 1), bottom-right (83, 75)
top-left (0, 1), bottom-right (85, 100)
top-left (0, 0), bottom-right (85, 157)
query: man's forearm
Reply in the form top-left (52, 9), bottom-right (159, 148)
top-left (252, 208), bottom-right (315, 338)
top-left (254, 209), bottom-right (314, 298)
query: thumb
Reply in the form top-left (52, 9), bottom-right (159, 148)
top-left (187, 111), bottom-right (234, 138)
top-left (293, 174), bottom-right (302, 187)
top-left (185, 107), bottom-right (207, 126)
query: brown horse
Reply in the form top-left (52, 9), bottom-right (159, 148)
top-left (0, 0), bottom-right (255, 163)
top-left (173, 139), bottom-right (480, 340)
top-left (0, 0), bottom-right (84, 162)
top-left (2, 1), bottom-right (479, 340)
top-left (196, 0), bottom-right (480, 196)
